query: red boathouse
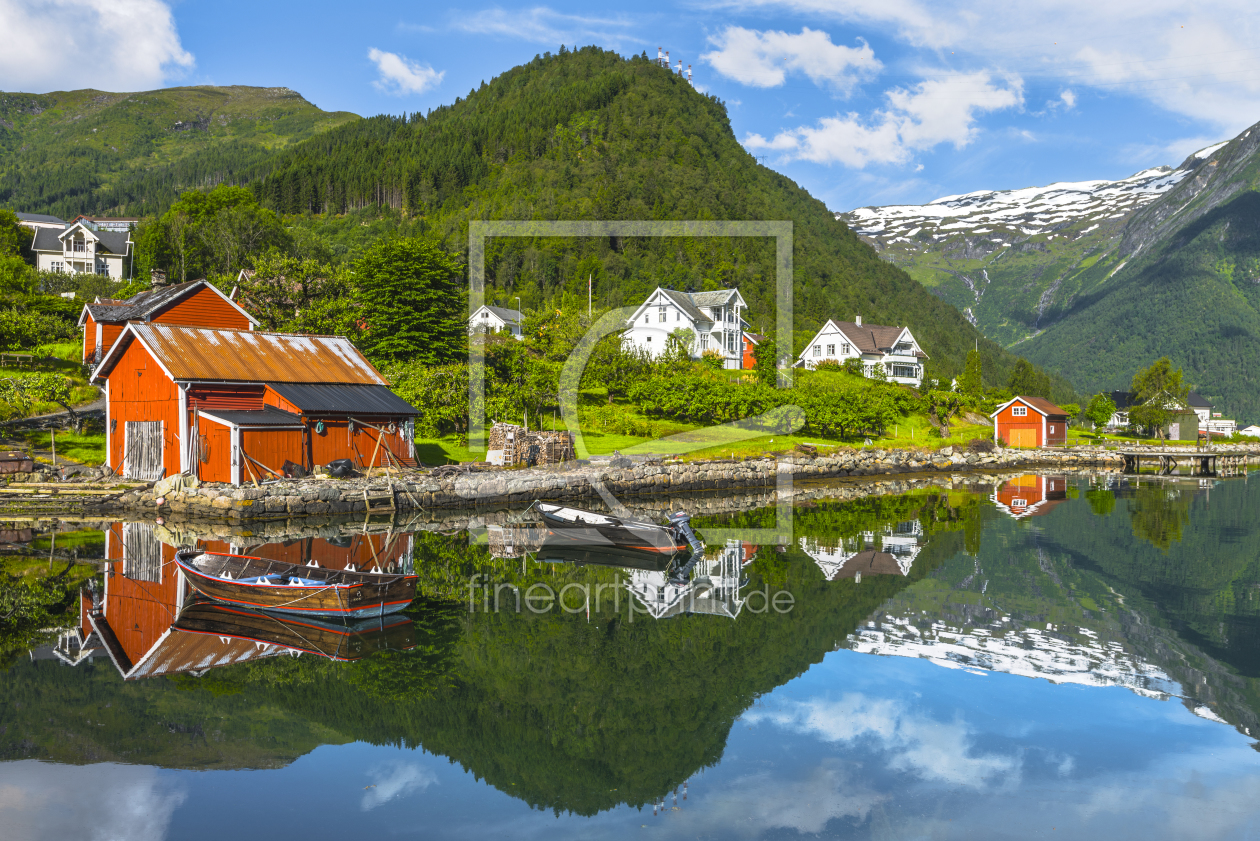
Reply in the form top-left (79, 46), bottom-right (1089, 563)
top-left (990, 396), bottom-right (1070, 448)
top-left (91, 323), bottom-right (419, 483)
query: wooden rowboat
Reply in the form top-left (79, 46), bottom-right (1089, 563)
top-left (172, 598), bottom-right (417, 661)
top-left (174, 550), bottom-right (417, 618)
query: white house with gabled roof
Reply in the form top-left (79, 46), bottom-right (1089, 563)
top-left (625, 287), bottom-right (748, 369)
top-left (30, 219), bottom-right (132, 278)
top-left (468, 304), bottom-right (523, 339)
top-left (796, 316), bottom-right (927, 387)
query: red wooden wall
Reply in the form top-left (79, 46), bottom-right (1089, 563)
top-left (106, 339), bottom-right (180, 476)
top-left (150, 285), bottom-right (251, 330)
top-left (196, 416), bottom-right (234, 483)
top-left (241, 428), bottom-right (305, 478)
top-left (82, 313), bottom-right (95, 362)
top-left (103, 528), bottom-right (181, 668)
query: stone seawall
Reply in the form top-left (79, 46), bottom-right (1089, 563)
top-left (100, 443), bottom-right (1235, 521)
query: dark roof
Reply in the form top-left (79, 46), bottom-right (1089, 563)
top-left (198, 407), bottom-right (304, 427)
top-left (660, 289), bottom-right (710, 323)
top-left (688, 289), bottom-right (740, 308)
top-left (16, 212), bottom-right (65, 224)
top-left (85, 280), bottom-right (230, 323)
top-left (1110, 390), bottom-right (1207, 411)
top-left (832, 320), bottom-right (907, 353)
top-left (483, 305), bottom-right (521, 324)
top-left (267, 382), bottom-right (419, 416)
top-left (31, 223), bottom-right (130, 255)
top-left (829, 550), bottom-right (906, 580)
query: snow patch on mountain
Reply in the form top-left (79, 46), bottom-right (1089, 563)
top-left (839, 165), bottom-right (1193, 245)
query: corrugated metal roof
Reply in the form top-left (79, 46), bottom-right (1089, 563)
top-left (268, 382), bottom-right (419, 415)
top-left (99, 323), bottom-right (386, 385)
top-left (198, 407), bottom-right (305, 427)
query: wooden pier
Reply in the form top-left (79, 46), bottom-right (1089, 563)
top-left (1120, 450), bottom-right (1251, 476)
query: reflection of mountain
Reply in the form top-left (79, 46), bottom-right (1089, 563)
top-left (3, 490), bottom-right (982, 814)
top-left (849, 616), bottom-right (1179, 698)
top-left (850, 476), bottom-right (1260, 742)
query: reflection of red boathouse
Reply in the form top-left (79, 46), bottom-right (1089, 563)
top-left (69, 523), bottom-right (415, 679)
top-left (991, 475), bottom-right (1068, 519)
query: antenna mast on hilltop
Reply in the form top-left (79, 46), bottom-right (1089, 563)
top-left (687, 64), bottom-right (693, 86)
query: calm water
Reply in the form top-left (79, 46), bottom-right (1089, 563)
top-left (4, 472), bottom-right (1260, 840)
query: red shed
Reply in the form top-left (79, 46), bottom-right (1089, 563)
top-left (91, 323), bottom-right (419, 484)
top-left (78, 279), bottom-right (257, 365)
top-left (742, 332), bottom-right (765, 370)
top-left (990, 396), bottom-right (1069, 448)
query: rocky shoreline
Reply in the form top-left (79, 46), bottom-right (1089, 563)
top-left (77, 442), bottom-right (1258, 521)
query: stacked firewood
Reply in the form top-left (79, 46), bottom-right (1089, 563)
top-left (487, 422), bottom-right (576, 466)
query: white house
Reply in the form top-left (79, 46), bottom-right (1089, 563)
top-left (625, 287), bottom-right (748, 369)
top-left (798, 521), bottom-right (922, 582)
top-left (15, 212), bottom-right (67, 232)
top-left (30, 219), bottom-right (131, 278)
top-left (1240, 425), bottom-right (1260, 438)
top-left (468, 304), bottom-right (523, 339)
top-left (795, 316), bottom-right (927, 387)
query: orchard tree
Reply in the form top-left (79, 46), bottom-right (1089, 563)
top-left (751, 336), bottom-right (779, 386)
top-left (1128, 357), bottom-right (1188, 439)
top-left (1085, 393), bottom-right (1116, 431)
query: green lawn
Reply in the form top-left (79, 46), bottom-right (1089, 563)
top-left (20, 430), bottom-right (106, 465)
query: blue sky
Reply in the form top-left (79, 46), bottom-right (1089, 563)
top-left (3, 1), bottom-right (1260, 211)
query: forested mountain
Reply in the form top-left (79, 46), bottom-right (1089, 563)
top-left (843, 118), bottom-right (1260, 421)
top-left (229, 46), bottom-right (1058, 384)
top-left (0, 86), bottom-right (357, 219)
top-left (1017, 121), bottom-right (1260, 421)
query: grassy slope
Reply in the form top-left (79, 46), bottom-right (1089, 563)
top-left (0, 85), bottom-right (358, 217)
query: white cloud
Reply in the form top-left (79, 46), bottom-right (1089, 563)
top-left (745, 72), bottom-right (1022, 167)
top-left (0, 0), bottom-right (192, 92)
top-left (0, 761), bottom-right (185, 841)
top-left (452, 7), bottom-right (635, 47)
top-left (1059, 89), bottom-right (1077, 110)
top-left (705, 0), bottom-right (1260, 132)
top-left (360, 761), bottom-right (437, 810)
top-left (368, 49), bottom-right (444, 96)
top-left (702, 26), bottom-right (880, 94)
top-left (744, 694), bottom-right (1020, 789)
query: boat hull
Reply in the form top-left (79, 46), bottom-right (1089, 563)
top-left (173, 599), bottom-right (417, 661)
top-left (175, 551), bottom-right (417, 618)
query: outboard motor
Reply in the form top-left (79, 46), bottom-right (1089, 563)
top-left (668, 511), bottom-right (706, 557)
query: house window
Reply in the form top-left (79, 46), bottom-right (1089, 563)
top-left (699, 334), bottom-right (707, 348)
top-left (892, 364), bottom-right (916, 378)
top-left (96, 262), bottom-right (109, 276)
top-left (1012, 406), bottom-right (1027, 417)
top-left (51, 261), bottom-right (64, 273)
top-left (813, 345), bottom-right (821, 357)
top-left (644, 315), bottom-right (649, 324)
top-left (842, 342), bottom-right (850, 354)
top-left (726, 333), bottom-right (735, 352)
top-left (659, 308), bottom-right (666, 323)
top-left (826, 344), bottom-right (835, 355)
top-left (646, 336), bottom-right (652, 343)
top-left (895, 342), bottom-right (912, 353)
top-left (482, 311), bottom-right (488, 318)
top-left (676, 311), bottom-right (680, 321)
top-left (1012, 498), bottom-right (1027, 508)
top-left (1049, 425), bottom-right (1056, 433)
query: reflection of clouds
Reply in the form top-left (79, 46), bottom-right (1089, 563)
top-left (361, 761), bottom-right (437, 811)
top-left (744, 694), bottom-right (1020, 789)
top-left (648, 760), bottom-right (883, 839)
top-left (0, 761), bottom-right (184, 841)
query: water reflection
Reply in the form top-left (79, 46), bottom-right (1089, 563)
top-left (4, 471), bottom-right (1260, 838)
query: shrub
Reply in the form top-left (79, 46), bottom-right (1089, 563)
top-left (813, 359), bottom-right (843, 373)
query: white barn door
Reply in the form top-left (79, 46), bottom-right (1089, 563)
top-left (123, 421), bottom-right (165, 480)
